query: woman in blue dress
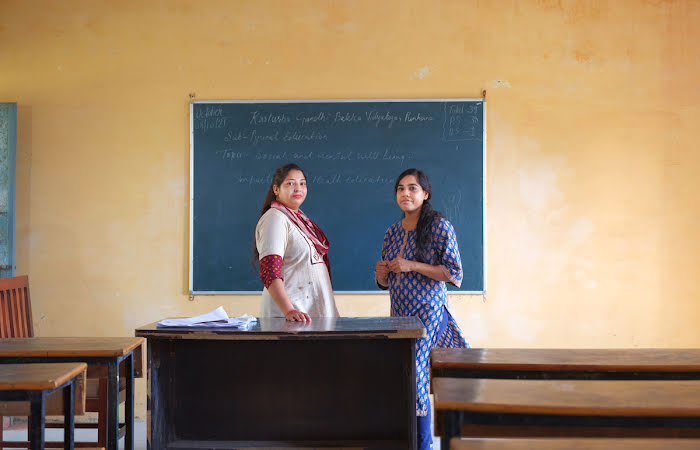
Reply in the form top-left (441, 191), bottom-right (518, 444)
top-left (375, 168), bottom-right (469, 450)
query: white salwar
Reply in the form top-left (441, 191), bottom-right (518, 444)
top-left (255, 208), bottom-right (338, 318)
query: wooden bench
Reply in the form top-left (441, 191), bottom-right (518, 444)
top-left (0, 337), bottom-right (144, 450)
top-left (450, 437), bottom-right (700, 449)
top-left (430, 348), bottom-right (700, 381)
top-left (0, 363), bottom-right (86, 450)
top-left (433, 377), bottom-right (700, 448)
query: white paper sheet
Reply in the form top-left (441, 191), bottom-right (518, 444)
top-left (157, 307), bottom-right (256, 329)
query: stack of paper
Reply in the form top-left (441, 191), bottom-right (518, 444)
top-left (157, 306), bottom-right (256, 329)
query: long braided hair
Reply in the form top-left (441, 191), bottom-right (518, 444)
top-left (394, 168), bottom-right (444, 264)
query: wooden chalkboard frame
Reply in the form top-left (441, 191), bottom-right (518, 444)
top-left (189, 99), bottom-right (486, 295)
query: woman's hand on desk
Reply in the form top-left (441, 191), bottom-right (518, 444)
top-left (285, 309), bottom-right (311, 323)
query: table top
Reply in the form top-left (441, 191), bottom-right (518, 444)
top-left (431, 348), bottom-right (700, 372)
top-left (135, 316), bottom-right (426, 340)
top-left (0, 363), bottom-right (87, 391)
top-left (451, 438), bottom-right (700, 450)
top-left (0, 337), bottom-right (145, 357)
top-left (433, 378), bottom-right (700, 417)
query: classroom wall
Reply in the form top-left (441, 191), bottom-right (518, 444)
top-left (2, 0), bottom-right (699, 418)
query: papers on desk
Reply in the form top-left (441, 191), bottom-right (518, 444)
top-left (157, 307), bottom-right (257, 329)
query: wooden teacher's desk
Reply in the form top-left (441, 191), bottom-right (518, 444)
top-left (135, 316), bottom-right (425, 450)
top-left (0, 337), bottom-right (144, 450)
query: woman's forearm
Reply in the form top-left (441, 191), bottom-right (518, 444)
top-left (266, 278), bottom-right (295, 314)
top-left (410, 261), bottom-right (452, 282)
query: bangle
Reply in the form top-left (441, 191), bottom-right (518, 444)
top-left (285, 309), bottom-right (299, 317)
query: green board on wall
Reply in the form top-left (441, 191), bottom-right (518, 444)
top-left (190, 99), bottom-right (485, 293)
top-left (0, 103), bottom-right (16, 278)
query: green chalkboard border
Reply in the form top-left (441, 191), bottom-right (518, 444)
top-left (189, 99), bottom-right (486, 295)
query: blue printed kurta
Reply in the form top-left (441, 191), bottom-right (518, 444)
top-left (381, 217), bottom-right (469, 416)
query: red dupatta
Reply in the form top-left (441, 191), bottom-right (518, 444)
top-left (270, 201), bottom-right (332, 280)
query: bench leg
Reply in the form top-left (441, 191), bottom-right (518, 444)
top-left (64, 379), bottom-right (75, 450)
top-left (29, 392), bottom-right (46, 450)
top-left (439, 410), bottom-right (465, 450)
top-left (125, 353), bottom-right (134, 450)
top-left (107, 360), bottom-right (118, 450)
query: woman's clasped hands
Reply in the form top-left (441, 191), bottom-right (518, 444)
top-left (375, 257), bottom-right (414, 286)
top-left (386, 257), bottom-right (414, 273)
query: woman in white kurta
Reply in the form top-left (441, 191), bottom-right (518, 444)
top-left (254, 163), bottom-right (338, 321)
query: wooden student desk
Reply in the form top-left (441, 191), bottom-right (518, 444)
top-left (433, 378), bottom-right (700, 448)
top-left (135, 316), bottom-right (425, 450)
top-left (0, 363), bottom-right (86, 450)
top-left (430, 348), bottom-right (700, 380)
top-left (0, 337), bottom-right (144, 450)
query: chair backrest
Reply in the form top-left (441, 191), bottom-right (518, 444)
top-left (0, 275), bottom-right (34, 338)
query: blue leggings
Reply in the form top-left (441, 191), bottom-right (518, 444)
top-left (416, 310), bottom-right (448, 449)
top-left (417, 402), bottom-right (432, 450)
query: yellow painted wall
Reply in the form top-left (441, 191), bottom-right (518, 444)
top-left (2, 0), bottom-right (699, 418)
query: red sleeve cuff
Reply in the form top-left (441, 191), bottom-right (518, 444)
top-left (260, 254), bottom-right (283, 288)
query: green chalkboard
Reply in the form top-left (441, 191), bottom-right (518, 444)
top-left (190, 99), bottom-right (485, 293)
top-left (0, 103), bottom-right (16, 278)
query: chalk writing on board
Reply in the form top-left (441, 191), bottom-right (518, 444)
top-left (193, 106), bottom-right (229, 133)
top-left (311, 174), bottom-right (343, 184)
top-left (296, 112), bottom-right (331, 126)
top-left (404, 112), bottom-right (434, 123)
top-left (216, 148), bottom-right (415, 165)
top-left (249, 111), bottom-right (291, 125)
top-left (442, 102), bottom-right (482, 142)
top-left (231, 173), bottom-right (392, 185)
top-left (334, 112), bottom-right (362, 123)
top-left (442, 188), bottom-right (463, 221)
top-left (222, 129), bottom-right (329, 145)
top-left (308, 174), bottom-right (395, 185)
top-left (282, 130), bottom-right (328, 142)
top-left (194, 117), bottom-right (227, 132)
top-left (216, 149), bottom-right (245, 160)
top-left (194, 105), bottom-right (223, 119)
top-left (236, 175), bottom-right (269, 185)
top-left (345, 175), bottom-right (395, 184)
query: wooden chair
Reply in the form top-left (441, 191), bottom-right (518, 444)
top-left (0, 275), bottom-right (125, 449)
top-left (0, 275), bottom-right (33, 338)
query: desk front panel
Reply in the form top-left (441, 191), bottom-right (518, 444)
top-left (147, 336), bottom-right (417, 448)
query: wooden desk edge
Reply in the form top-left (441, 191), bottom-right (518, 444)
top-left (432, 378), bottom-right (700, 417)
top-left (430, 348), bottom-right (700, 372)
top-left (431, 362), bottom-right (700, 372)
top-left (135, 329), bottom-right (425, 340)
top-left (0, 337), bottom-right (145, 358)
top-left (0, 362), bottom-right (87, 391)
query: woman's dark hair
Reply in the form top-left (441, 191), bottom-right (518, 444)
top-left (394, 168), bottom-right (444, 264)
top-left (251, 163), bottom-right (306, 268)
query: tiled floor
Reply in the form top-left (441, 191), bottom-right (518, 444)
top-left (2, 419), bottom-right (147, 450)
top-left (2, 419), bottom-right (440, 449)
